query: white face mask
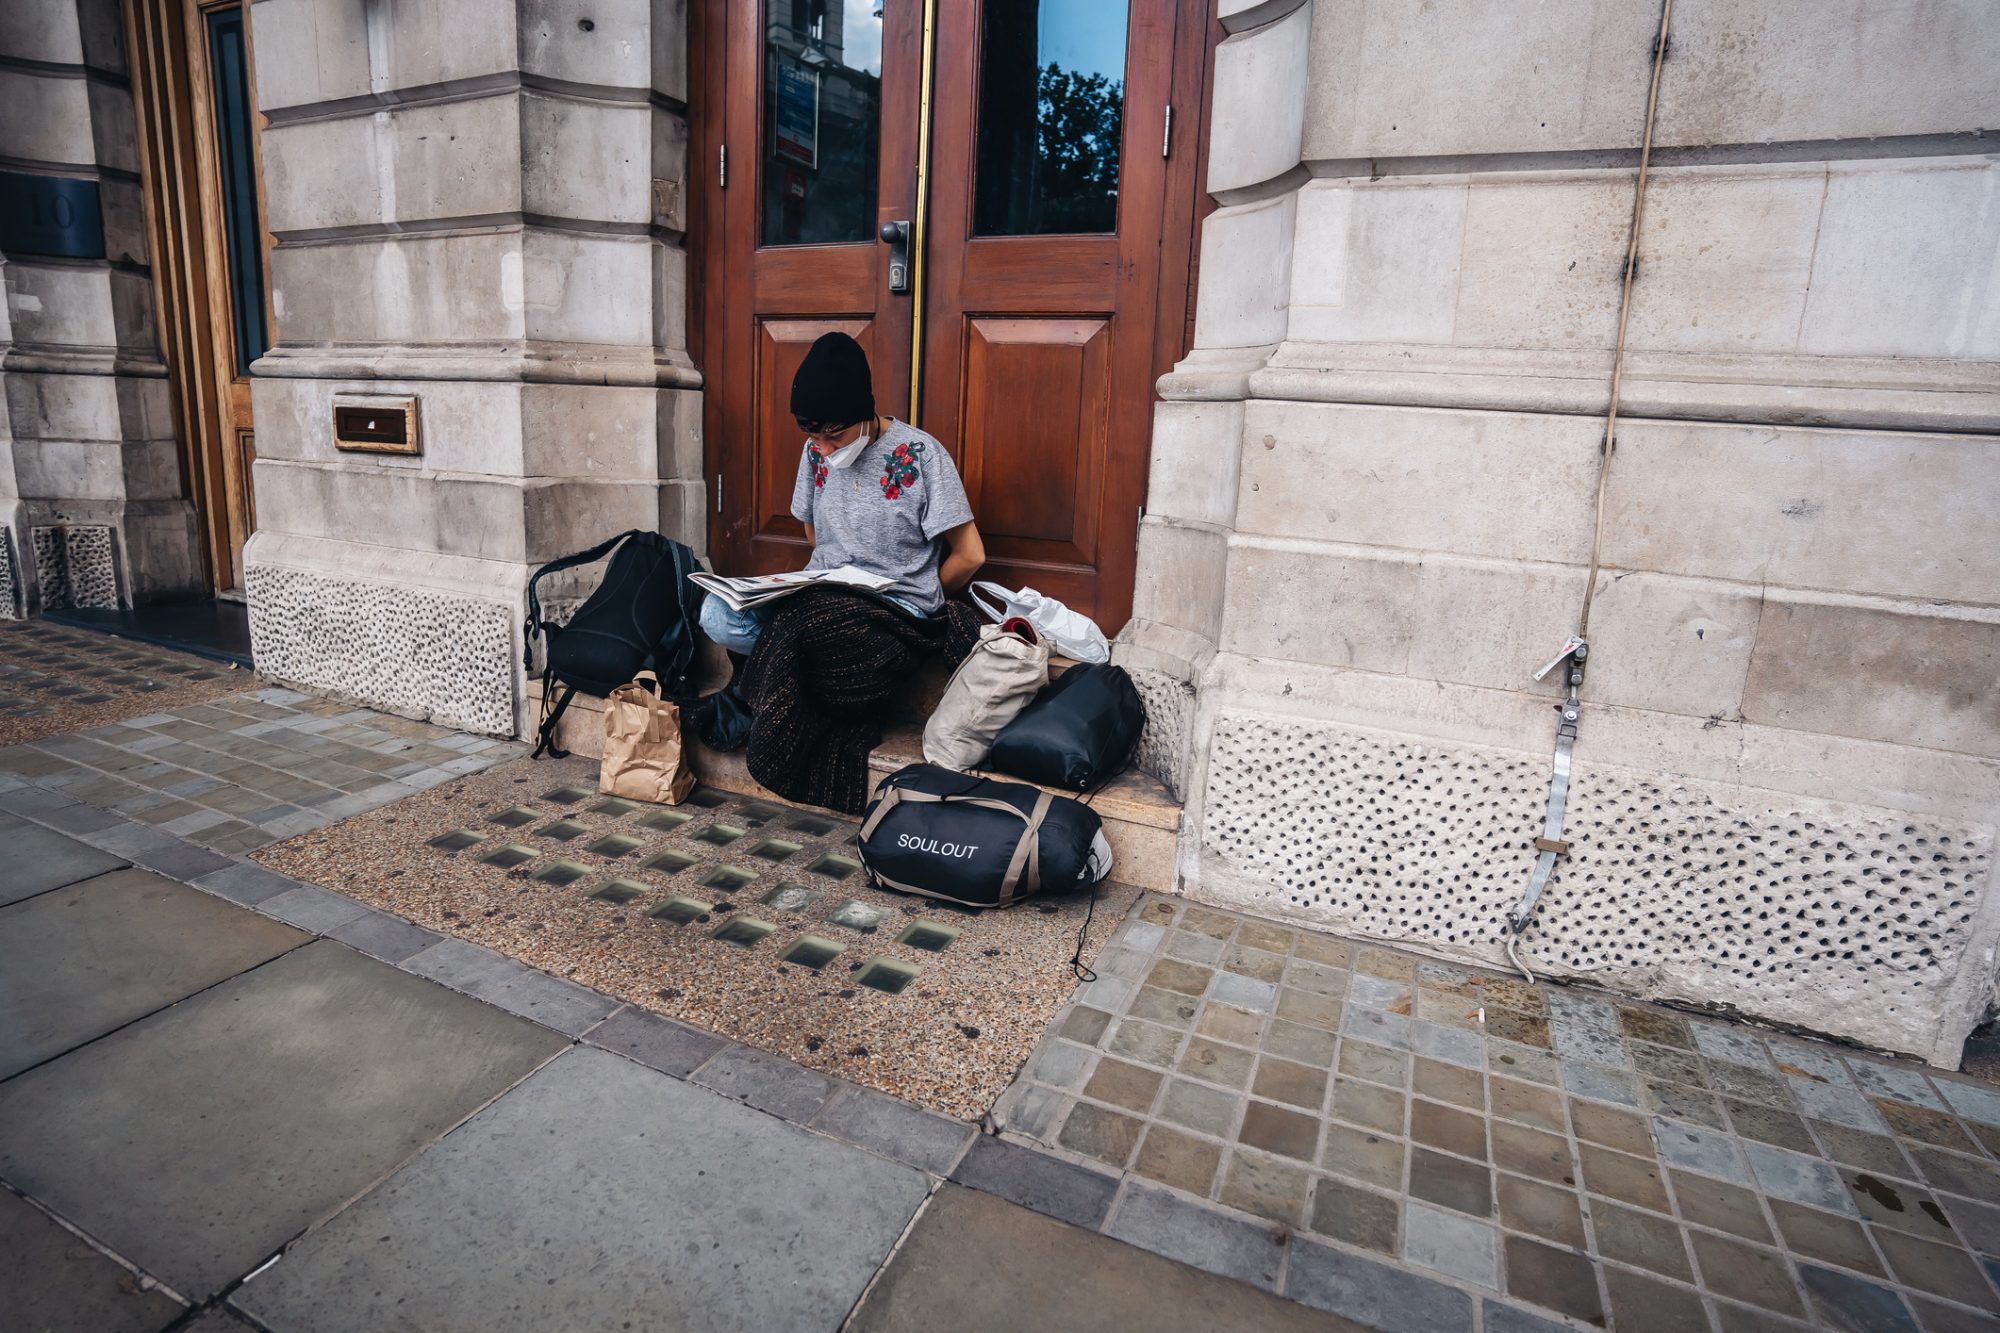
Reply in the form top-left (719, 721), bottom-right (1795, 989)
top-left (822, 432), bottom-right (870, 469)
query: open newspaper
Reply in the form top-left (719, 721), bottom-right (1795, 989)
top-left (688, 564), bottom-right (894, 614)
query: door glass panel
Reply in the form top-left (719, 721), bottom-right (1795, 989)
top-left (973, 0), bottom-right (1127, 237)
top-left (205, 7), bottom-right (268, 372)
top-left (760, 0), bottom-right (883, 246)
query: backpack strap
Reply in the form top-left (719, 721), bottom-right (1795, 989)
top-left (531, 676), bottom-right (578, 759)
top-left (522, 528), bottom-right (646, 671)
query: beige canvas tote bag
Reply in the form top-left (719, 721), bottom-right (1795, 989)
top-left (923, 622), bottom-right (1051, 771)
top-left (600, 671), bottom-right (696, 804)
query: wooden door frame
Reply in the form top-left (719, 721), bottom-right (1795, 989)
top-left (126, 0), bottom-right (272, 595)
top-left (693, 0), bottom-right (1221, 586)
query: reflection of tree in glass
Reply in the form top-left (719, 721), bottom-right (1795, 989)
top-left (1034, 62), bottom-right (1122, 233)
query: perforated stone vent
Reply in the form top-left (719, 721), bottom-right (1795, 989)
top-left (30, 525), bottom-right (119, 610)
top-left (245, 562), bottom-right (515, 736)
top-left (1201, 710), bottom-right (1994, 1059)
top-left (1127, 666), bottom-right (1195, 803)
top-left (0, 527), bottom-right (18, 618)
top-left (32, 527), bottom-right (66, 606)
top-left (63, 526), bottom-right (118, 608)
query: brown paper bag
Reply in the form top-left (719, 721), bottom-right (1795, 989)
top-left (600, 671), bottom-right (696, 805)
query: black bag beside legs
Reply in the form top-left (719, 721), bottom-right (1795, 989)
top-left (986, 663), bottom-right (1145, 791)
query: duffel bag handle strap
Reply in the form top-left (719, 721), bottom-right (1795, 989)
top-left (859, 785), bottom-right (907, 841)
top-left (998, 789), bottom-right (1054, 906)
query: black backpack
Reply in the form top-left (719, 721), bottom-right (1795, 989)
top-left (987, 663), bottom-right (1146, 792)
top-left (524, 530), bottom-right (704, 759)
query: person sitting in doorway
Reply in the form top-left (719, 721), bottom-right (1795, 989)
top-left (696, 331), bottom-right (987, 653)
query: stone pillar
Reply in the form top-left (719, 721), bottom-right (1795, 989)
top-left (243, 0), bottom-right (697, 735)
top-left (1138, 0), bottom-right (2000, 1063)
top-left (0, 0), bottom-right (205, 616)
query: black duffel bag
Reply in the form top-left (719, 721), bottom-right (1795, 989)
top-left (858, 763), bottom-right (1109, 908)
top-left (986, 663), bottom-right (1145, 792)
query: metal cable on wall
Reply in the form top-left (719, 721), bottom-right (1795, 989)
top-left (1503, 0), bottom-right (1677, 983)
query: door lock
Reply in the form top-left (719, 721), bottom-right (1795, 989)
top-left (880, 219), bottom-right (911, 294)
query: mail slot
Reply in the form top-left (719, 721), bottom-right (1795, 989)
top-left (332, 395), bottom-right (420, 454)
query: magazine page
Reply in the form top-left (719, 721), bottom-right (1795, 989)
top-left (689, 565), bottom-right (892, 612)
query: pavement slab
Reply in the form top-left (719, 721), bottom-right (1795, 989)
top-left (232, 1046), bottom-right (932, 1333)
top-left (0, 1186), bottom-right (185, 1333)
top-left (0, 866), bottom-right (308, 1079)
top-left (0, 808), bottom-right (127, 905)
top-left (848, 1183), bottom-right (1360, 1332)
top-left (0, 940), bottom-right (567, 1299)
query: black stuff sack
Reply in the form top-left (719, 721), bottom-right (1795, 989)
top-left (986, 663), bottom-right (1145, 792)
top-left (858, 763), bottom-right (1111, 908)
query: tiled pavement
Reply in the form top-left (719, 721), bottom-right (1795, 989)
top-left (0, 685), bottom-right (522, 855)
top-left (995, 898), bottom-right (2000, 1331)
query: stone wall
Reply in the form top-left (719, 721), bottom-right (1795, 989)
top-left (0, 0), bottom-right (205, 616)
top-left (243, 0), bottom-right (699, 734)
top-left (1127, 0), bottom-right (2000, 1065)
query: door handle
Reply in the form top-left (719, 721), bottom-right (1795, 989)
top-left (880, 220), bottom-right (911, 294)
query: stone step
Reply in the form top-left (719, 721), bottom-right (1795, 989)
top-left (524, 679), bottom-right (1180, 894)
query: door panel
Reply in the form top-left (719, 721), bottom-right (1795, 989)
top-left (712, 0), bottom-right (919, 578)
top-left (960, 316), bottom-right (1108, 559)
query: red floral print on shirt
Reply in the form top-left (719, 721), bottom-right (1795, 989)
top-left (807, 443), bottom-right (829, 488)
top-left (880, 438), bottom-right (922, 499)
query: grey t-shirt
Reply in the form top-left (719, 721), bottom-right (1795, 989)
top-left (790, 418), bottom-right (975, 615)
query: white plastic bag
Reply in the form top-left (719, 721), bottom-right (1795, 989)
top-left (969, 582), bottom-right (1111, 664)
top-left (923, 622), bottom-right (1051, 770)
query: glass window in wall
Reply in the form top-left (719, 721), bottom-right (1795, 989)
top-left (760, 0), bottom-right (884, 246)
top-left (973, 0), bottom-right (1128, 236)
top-left (206, 7), bottom-right (268, 371)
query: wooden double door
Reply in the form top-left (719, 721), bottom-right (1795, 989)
top-left (701, 0), bottom-right (1209, 635)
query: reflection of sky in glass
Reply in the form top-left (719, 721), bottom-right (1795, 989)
top-left (1039, 3), bottom-right (1126, 80)
top-left (842, 0), bottom-right (882, 76)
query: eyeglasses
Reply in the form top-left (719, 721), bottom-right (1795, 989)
top-left (795, 417), bottom-right (861, 438)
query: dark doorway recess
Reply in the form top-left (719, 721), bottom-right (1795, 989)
top-left (43, 600), bottom-right (254, 668)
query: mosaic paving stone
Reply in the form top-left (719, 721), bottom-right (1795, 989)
top-left (898, 920), bottom-right (961, 952)
top-left (649, 896), bottom-right (712, 925)
top-left (713, 917), bottom-right (776, 948)
top-left (832, 900), bottom-right (890, 931)
top-left (479, 844), bottom-right (537, 868)
top-left (588, 880), bottom-right (645, 905)
top-left (779, 935), bottom-right (846, 970)
top-left (643, 848), bottom-right (699, 875)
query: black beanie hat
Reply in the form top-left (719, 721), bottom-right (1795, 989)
top-left (790, 332), bottom-right (875, 425)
